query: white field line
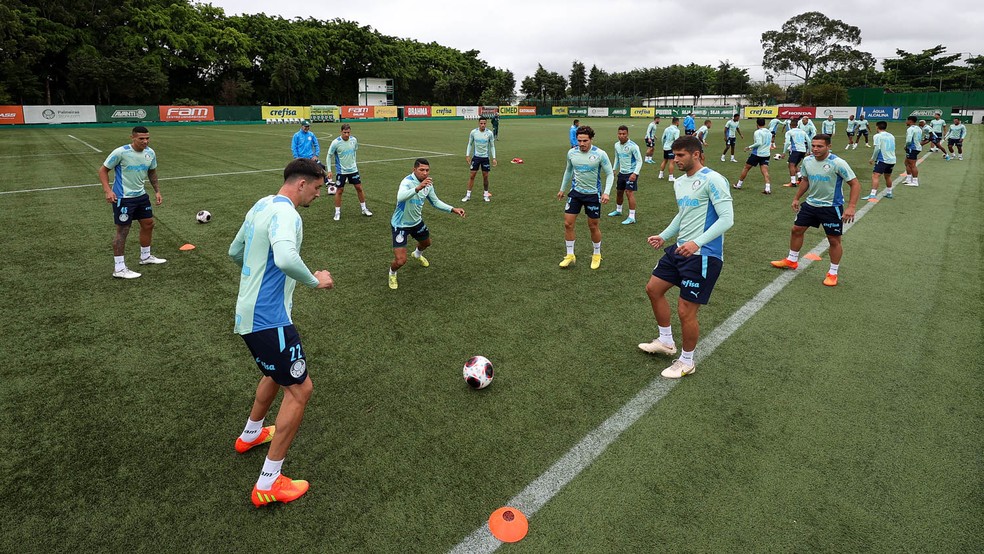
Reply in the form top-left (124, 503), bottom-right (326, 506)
top-left (0, 151), bottom-right (96, 160)
top-left (0, 154), bottom-right (452, 196)
top-left (67, 135), bottom-right (102, 153)
top-left (449, 152), bottom-right (932, 553)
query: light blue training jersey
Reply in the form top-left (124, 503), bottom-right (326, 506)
top-left (560, 146), bottom-right (614, 197)
top-left (724, 119), bottom-right (740, 139)
top-left (801, 120), bottom-right (817, 140)
top-left (467, 128), bottom-right (496, 158)
top-left (768, 118), bottom-right (783, 133)
top-left (948, 124), bottom-right (967, 139)
top-left (750, 128), bottom-right (772, 157)
top-left (103, 145), bottom-right (157, 198)
top-left (646, 121), bottom-right (659, 140)
top-left (822, 119), bottom-right (836, 134)
top-left (784, 128), bottom-right (809, 153)
top-left (696, 125), bottom-right (710, 143)
top-left (390, 172), bottom-right (454, 228)
top-left (613, 139), bottom-right (642, 175)
top-left (662, 125), bottom-right (681, 150)
top-left (871, 131), bottom-right (896, 164)
top-left (905, 125), bottom-right (922, 151)
top-left (229, 195), bottom-right (317, 335)
top-left (846, 118), bottom-right (859, 132)
top-left (658, 166), bottom-right (734, 260)
top-left (327, 136), bottom-right (359, 174)
top-left (856, 118), bottom-right (869, 132)
top-left (929, 118), bottom-right (946, 135)
top-left (802, 154), bottom-right (856, 208)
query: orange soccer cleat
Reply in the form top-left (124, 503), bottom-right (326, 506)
top-left (251, 474), bottom-right (310, 507)
top-left (770, 258), bottom-right (798, 270)
top-left (823, 273), bottom-right (839, 287)
top-left (235, 426), bottom-right (276, 454)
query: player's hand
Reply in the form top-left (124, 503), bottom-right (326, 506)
top-left (106, 191), bottom-right (117, 204)
top-left (675, 240), bottom-right (699, 257)
top-left (154, 191), bottom-right (162, 205)
top-left (629, 173), bottom-right (637, 181)
top-left (492, 159), bottom-right (497, 167)
top-left (314, 270), bottom-right (334, 289)
top-left (452, 207), bottom-right (466, 218)
top-left (842, 207), bottom-right (856, 223)
top-left (868, 159), bottom-right (874, 165)
top-left (466, 156), bottom-right (471, 165)
top-left (791, 199), bottom-right (800, 212)
top-left (648, 235), bottom-right (665, 249)
top-left (557, 190), bottom-right (565, 200)
top-left (601, 194), bottom-right (610, 204)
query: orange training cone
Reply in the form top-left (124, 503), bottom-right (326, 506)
top-left (804, 253), bottom-right (822, 261)
top-left (179, 244), bottom-right (196, 251)
top-left (489, 506), bottom-right (528, 543)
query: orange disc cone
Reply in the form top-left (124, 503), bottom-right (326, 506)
top-left (489, 506), bottom-right (528, 543)
top-left (804, 253), bottom-right (822, 261)
top-left (179, 244), bottom-right (196, 251)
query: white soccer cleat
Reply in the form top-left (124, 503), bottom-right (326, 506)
top-left (112, 268), bottom-right (142, 279)
top-left (720, 155), bottom-right (725, 162)
top-left (660, 359), bottom-right (696, 379)
top-left (461, 195), bottom-right (470, 202)
top-left (362, 208), bottom-right (373, 217)
top-left (138, 255), bottom-right (166, 265)
top-left (638, 339), bottom-right (677, 356)
top-left (333, 213), bottom-right (340, 221)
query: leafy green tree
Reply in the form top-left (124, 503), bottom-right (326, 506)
top-left (519, 64), bottom-right (567, 102)
top-left (586, 64), bottom-right (608, 100)
top-left (746, 81), bottom-right (787, 105)
top-left (880, 45), bottom-right (963, 92)
top-left (716, 60), bottom-right (750, 96)
top-left (568, 60), bottom-right (586, 103)
top-left (761, 12), bottom-right (874, 88)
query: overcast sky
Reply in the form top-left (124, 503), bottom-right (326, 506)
top-left (208, 0), bottom-right (983, 87)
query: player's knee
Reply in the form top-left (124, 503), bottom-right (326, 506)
top-left (393, 251), bottom-right (407, 266)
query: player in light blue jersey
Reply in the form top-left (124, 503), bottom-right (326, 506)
top-left (462, 116), bottom-right (497, 202)
top-left (658, 117), bottom-right (682, 181)
top-left (291, 120), bottom-right (320, 160)
top-left (608, 125), bottom-right (643, 224)
top-left (228, 158), bottom-right (334, 508)
top-left (920, 118), bottom-right (948, 159)
top-left (558, 125), bottom-right (614, 270)
top-left (928, 114), bottom-right (947, 155)
top-left (683, 112), bottom-right (696, 135)
top-left (855, 114), bottom-right (870, 148)
top-left (844, 114), bottom-right (858, 150)
top-left (780, 118), bottom-right (809, 188)
top-left (733, 118), bottom-right (773, 194)
top-left (569, 119), bottom-right (580, 149)
top-left (768, 116), bottom-right (783, 147)
top-left (696, 120), bottom-right (712, 146)
top-left (638, 136), bottom-right (734, 378)
top-left (821, 115), bottom-right (836, 141)
top-left (326, 124), bottom-right (372, 220)
top-left (721, 113), bottom-right (743, 162)
top-left (388, 158), bottom-right (466, 289)
top-left (644, 115), bottom-right (661, 163)
top-left (867, 121), bottom-right (896, 200)
top-left (98, 126), bottom-right (165, 279)
top-left (903, 116), bottom-right (922, 186)
top-left (771, 134), bottom-right (860, 287)
top-left (945, 118), bottom-right (966, 160)
top-left (800, 116), bottom-right (817, 144)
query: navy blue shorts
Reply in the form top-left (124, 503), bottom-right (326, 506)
top-left (469, 156), bottom-right (491, 172)
top-left (846, 131), bottom-right (855, 137)
top-left (645, 137), bottom-right (656, 148)
top-left (872, 162), bottom-right (894, 175)
top-left (651, 246), bottom-right (723, 305)
top-left (788, 151), bottom-right (806, 165)
top-left (616, 173), bottom-right (638, 191)
top-left (241, 325), bottom-right (308, 386)
top-left (948, 138), bottom-right (963, 147)
top-left (795, 203), bottom-right (843, 236)
top-left (392, 221), bottom-right (429, 248)
top-left (113, 193), bottom-right (153, 226)
top-left (684, 129), bottom-right (695, 136)
top-left (858, 129), bottom-right (869, 137)
top-left (336, 172), bottom-right (361, 187)
top-left (663, 149), bottom-right (674, 160)
top-left (564, 189), bottom-right (601, 219)
top-left (725, 137), bottom-right (736, 146)
top-left (746, 154), bottom-right (770, 167)
top-left (905, 148), bottom-right (919, 161)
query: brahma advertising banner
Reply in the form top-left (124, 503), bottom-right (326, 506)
top-left (341, 106), bottom-right (373, 119)
top-left (160, 105), bottom-right (215, 122)
top-left (24, 105), bottom-right (97, 124)
top-left (405, 106), bottom-right (431, 118)
top-left (96, 106), bottom-right (158, 123)
top-left (778, 106), bottom-right (816, 119)
top-left (0, 105), bottom-right (25, 125)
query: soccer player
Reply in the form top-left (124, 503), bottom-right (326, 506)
top-left (928, 113), bottom-right (947, 154)
top-left (608, 125), bottom-right (643, 225)
top-left (326, 124), bottom-right (372, 220)
top-left (389, 159), bottom-right (466, 289)
top-left (768, 116), bottom-right (783, 148)
top-left (695, 120), bottom-right (712, 146)
top-left (229, 158), bottom-right (334, 508)
top-left (569, 119), bottom-right (580, 149)
top-left (99, 126), bottom-right (165, 279)
top-left (291, 119), bottom-right (320, 161)
top-left (903, 116), bottom-right (922, 186)
top-left (683, 112), bottom-right (696, 136)
top-left (780, 118), bottom-right (809, 188)
top-left (821, 115), bottom-right (836, 142)
top-left (855, 114), bottom-right (870, 148)
top-left (658, 117), bottom-right (682, 181)
top-left (638, 136), bottom-right (734, 378)
top-left (844, 114), bottom-right (858, 150)
top-left (644, 115), bottom-right (661, 163)
top-left (867, 121), bottom-right (896, 200)
top-left (557, 125), bottom-right (614, 270)
top-left (946, 118), bottom-right (967, 160)
top-left (721, 113), bottom-right (742, 162)
top-left (462, 116), bottom-right (497, 202)
top-left (733, 118), bottom-right (773, 194)
top-left (770, 134), bottom-right (861, 287)
top-left (491, 112), bottom-right (500, 140)
top-left (800, 116), bottom-right (817, 144)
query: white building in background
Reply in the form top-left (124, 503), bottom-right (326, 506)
top-left (643, 94), bottom-right (748, 107)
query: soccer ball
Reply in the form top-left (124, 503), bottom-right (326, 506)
top-left (326, 183), bottom-right (338, 195)
top-left (196, 210), bottom-right (212, 223)
top-left (774, 153), bottom-right (783, 160)
top-left (463, 356), bottom-right (494, 389)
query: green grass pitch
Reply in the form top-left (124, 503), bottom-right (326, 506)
top-left (0, 118), bottom-right (980, 551)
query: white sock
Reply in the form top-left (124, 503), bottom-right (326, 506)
top-left (360, 202), bottom-right (367, 210)
top-left (764, 183), bottom-right (771, 192)
top-left (658, 325), bottom-right (674, 345)
top-left (788, 250), bottom-right (800, 262)
top-left (870, 189), bottom-right (878, 196)
top-left (464, 191), bottom-right (471, 198)
top-left (114, 256), bottom-right (125, 272)
top-left (140, 246), bottom-right (150, 260)
top-left (413, 248), bottom-right (422, 258)
top-left (592, 242), bottom-right (601, 255)
top-left (796, 171), bottom-right (802, 178)
top-left (256, 457), bottom-right (284, 490)
top-left (628, 209), bottom-right (636, 218)
top-left (679, 350), bottom-right (695, 366)
top-left (828, 263), bottom-right (839, 275)
top-left (791, 175), bottom-right (797, 184)
top-left (239, 418), bottom-right (264, 442)
top-left (615, 204), bottom-right (622, 213)
top-left (658, 171), bottom-right (663, 179)
top-left (334, 207), bottom-right (341, 215)
top-left (736, 179), bottom-right (743, 187)
top-left (913, 178), bottom-right (919, 185)
top-left (483, 190), bottom-right (490, 197)
top-left (565, 240), bottom-right (575, 255)
top-left (389, 268), bottom-right (397, 276)
top-left (668, 173), bottom-right (674, 179)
